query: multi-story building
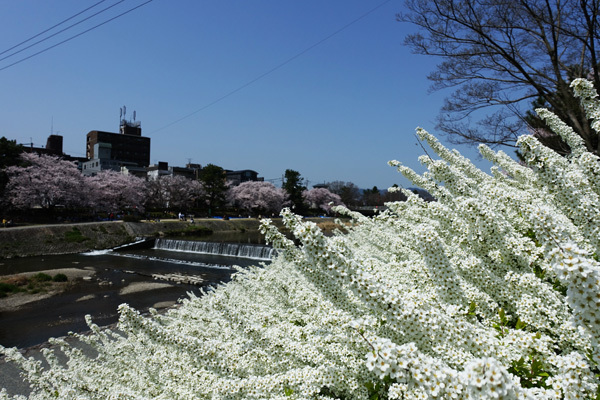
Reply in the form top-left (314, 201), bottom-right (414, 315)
top-left (85, 119), bottom-right (150, 168)
top-left (146, 162), bottom-right (202, 181)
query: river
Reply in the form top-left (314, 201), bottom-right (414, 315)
top-left (0, 237), bottom-right (274, 348)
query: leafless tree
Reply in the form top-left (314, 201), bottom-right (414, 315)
top-left (399, 0), bottom-right (600, 154)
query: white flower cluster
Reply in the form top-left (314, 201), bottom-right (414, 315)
top-left (460, 358), bottom-right (517, 399)
top-left (548, 243), bottom-right (600, 356)
top-left (547, 352), bottom-right (596, 399)
top-left (361, 336), bottom-right (520, 399)
top-left (2, 79), bottom-right (600, 399)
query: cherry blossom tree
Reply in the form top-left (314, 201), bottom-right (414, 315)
top-left (4, 153), bottom-right (88, 209)
top-left (144, 177), bottom-right (169, 210)
top-left (145, 175), bottom-right (203, 211)
top-left (302, 187), bottom-right (343, 214)
top-left (87, 170), bottom-right (147, 213)
top-left (228, 181), bottom-right (287, 216)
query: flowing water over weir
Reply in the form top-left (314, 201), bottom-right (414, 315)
top-left (153, 238), bottom-right (275, 261)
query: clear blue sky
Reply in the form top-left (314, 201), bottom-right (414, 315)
top-left (0, 0), bottom-right (495, 189)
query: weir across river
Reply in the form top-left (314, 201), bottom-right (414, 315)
top-left (153, 238), bottom-right (276, 260)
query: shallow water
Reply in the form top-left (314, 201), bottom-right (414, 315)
top-left (0, 242), bottom-right (269, 348)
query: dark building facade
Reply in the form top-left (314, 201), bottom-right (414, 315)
top-left (225, 169), bottom-right (263, 186)
top-left (23, 134), bottom-right (64, 157)
top-left (86, 121), bottom-right (150, 167)
top-left (22, 134), bottom-right (87, 164)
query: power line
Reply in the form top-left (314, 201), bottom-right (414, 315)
top-left (149, 0), bottom-right (394, 134)
top-left (0, 0), bottom-right (126, 63)
top-left (0, 0), bottom-right (110, 57)
top-left (0, 0), bottom-right (153, 72)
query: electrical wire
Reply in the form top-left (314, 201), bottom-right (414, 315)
top-left (0, 0), bottom-right (153, 72)
top-left (0, 0), bottom-right (126, 63)
top-left (149, 0), bottom-right (394, 134)
top-left (0, 0), bottom-right (110, 57)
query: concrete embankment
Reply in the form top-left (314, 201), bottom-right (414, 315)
top-left (0, 218), bottom-right (342, 259)
top-left (0, 218), bottom-right (283, 259)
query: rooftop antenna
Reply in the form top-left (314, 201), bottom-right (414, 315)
top-left (133, 110), bottom-right (136, 121)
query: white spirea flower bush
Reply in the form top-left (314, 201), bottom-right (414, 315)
top-left (2, 79), bottom-right (600, 399)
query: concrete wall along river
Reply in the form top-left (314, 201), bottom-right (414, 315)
top-left (0, 218), bottom-right (286, 259)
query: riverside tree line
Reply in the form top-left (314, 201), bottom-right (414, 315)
top-left (0, 144), bottom-right (408, 222)
top-left (0, 151), bottom-right (328, 220)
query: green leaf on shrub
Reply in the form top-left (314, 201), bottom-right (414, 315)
top-left (467, 301), bottom-right (476, 316)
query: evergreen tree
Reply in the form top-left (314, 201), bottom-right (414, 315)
top-left (198, 164), bottom-right (227, 216)
top-left (282, 169), bottom-right (306, 213)
top-left (0, 137), bottom-right (24, 205)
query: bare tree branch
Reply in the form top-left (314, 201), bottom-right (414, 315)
top-left (399, 0), bottom-right (600, 154)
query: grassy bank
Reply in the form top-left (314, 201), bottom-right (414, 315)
top-left (0, 272), bottom-right (69, 298)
